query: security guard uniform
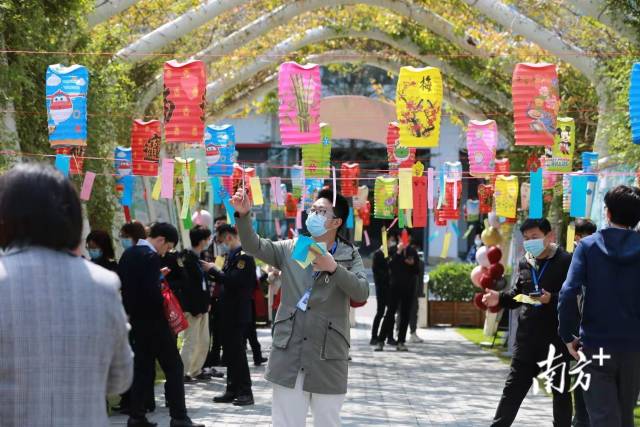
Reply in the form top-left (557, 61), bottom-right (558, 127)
top-left (207, 246), bottom-right (256, 401)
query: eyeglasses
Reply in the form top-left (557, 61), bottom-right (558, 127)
top-left (306, 207), bottom-right (335, 218)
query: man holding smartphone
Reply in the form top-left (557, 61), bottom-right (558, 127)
top-left (483, 218), bottom-right (573, 426)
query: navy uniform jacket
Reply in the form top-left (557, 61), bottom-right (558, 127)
top-left (207, 246), bottom-right (256, 325)
top-left (118, 245), bottom-right (164, 327)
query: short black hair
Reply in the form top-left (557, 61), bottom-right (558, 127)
top-left (214, 215), bottom-right (227, 224)
top-left (190, 225), bottom-right (212, 247)
top-left (604, 185), bottom-right (640, 228)
top-left (316, 188), bottom-right (349, 232)
top-left (149, 222), bottom-right (179, 245)
top-left (0, 164), bottom-right (82, 251)
top-left (86, 230), bottom-right (115, 259)
top-left (520, 218), bottom-right (552, 235)
top-left (216, 223), bottom-right (237, 238)
top-left (574, 218), bottom-right (597, 236)
top-left (120, 221), bottom-right (147, 243)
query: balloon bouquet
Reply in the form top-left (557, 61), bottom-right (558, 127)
top-left (471, 213), bottom-right (507, 313)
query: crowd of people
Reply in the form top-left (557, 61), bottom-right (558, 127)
top-left (0, 163), bottom-right (639, 427)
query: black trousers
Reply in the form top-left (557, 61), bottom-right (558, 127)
top-left (572, 385), bottom-right (589, 427)
top-left (378, 283), bottom-right (415, 344)
top-left (371, 283), bottom-right (388, 341)
top-left (409, 284), bottom-right (419, 334)
top-left (224, 323), bottom-right (253, 397)
top-left (129, 321), bottom-right (186, 420)
top-left (244, 299), bottom-right (263, 363)
top-left (491, 356), bottom-right (572, 427)
top-left (582, 349), bottom-right (640, 427)
top-left (204, 297), bottom-right (223, 367)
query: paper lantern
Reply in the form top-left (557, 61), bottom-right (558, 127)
top-left (412, 176), bottom-right (427, 228)
top-left (232, 164), bottom-right (256, 197)
top-left (163, 59), bottom-right (206, 144)
top-left (396, 66), bottom-right (443, 148)
top-left (340, 163), bottom-right (360, 197)
top-left (494, 158), bottom-right (510, 175)
top-left (439, 180), bottom-right (462, 220)
top-left (114, 146), bottom-right (132, 204)
top-left (630, 62), bottom-right (640, 144)
top-left (494, 175), bottom-right (519, 219)
top-left (358, 201), bottom-right (371, 227)
top-left (46, 64), bottom-right (89, 147)
top-left (374, 176), bottom-right (398, 219)
top-left (204, 124), bottom-right (235, 176)
top-left (131, 119), bottom-right (161, 176)
top-left (466, 199), bottom-right (480, 222)
top-left (387, 122), bottom-right (416, 174)
top-left (542, 117), bottom-right (575, 172)
top-left (285, 193), bottom-right (298, 218)
top-left (55, 146), bottom-right (85, 175)
top-left (512, 63), bottom-right (559, 146)
top-left (290, 165), bottom-right (305, 199)
top-left (467, 119), bottom-right (497, 177)
top-left (434, 208), bottom-right (448, 226)
top-left (520, 182), bottom-right (530, 212)
top-left (540, 158), bottom-right (560, 190)
top-left (353, 185), bottom-right (369, 210)
top-left (562, 173), bottom-right (572, 212)
top-left (478, 184), bottom-right (494, 214)
top-left (302, 123), bottom-right (331, 178)
top-left (582, 152), bottom-right (599, 173)
top-left (278, 62), bottom-right (321, 145)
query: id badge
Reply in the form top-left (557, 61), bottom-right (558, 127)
top-left (296, 288), bottom-right (312, 312)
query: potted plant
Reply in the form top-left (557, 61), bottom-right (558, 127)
top-left (428, 262), bottom-right (485, 327)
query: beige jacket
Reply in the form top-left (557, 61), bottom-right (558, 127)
top-left (236, 214), bottom-right (369, 394)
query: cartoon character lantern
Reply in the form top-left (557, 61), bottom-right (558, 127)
top-left (630, 62), bottom-right (640, 145)
top-left (467, 119), bottom-right (497, 177)
top-left (204, 124), bottom-right (235, 177)
top-left (46, 64), bottom-right (89, 147)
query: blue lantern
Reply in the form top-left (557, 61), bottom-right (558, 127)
top-left (630, 62), bottom-right (640, 144)
top-left (204, 124), bottom-right (236, 176)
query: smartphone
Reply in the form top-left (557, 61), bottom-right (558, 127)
top-left (529, 291), bottom-right (542, 297)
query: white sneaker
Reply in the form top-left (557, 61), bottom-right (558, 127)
top-left (409, 333), bottom-right (423, 344)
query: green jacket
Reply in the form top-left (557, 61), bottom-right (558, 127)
top-left (236, 214), bottom-right (369, 394)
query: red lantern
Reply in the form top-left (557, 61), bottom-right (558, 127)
top-left (478, 184), bottom-right (494, 214)
top-left (412, 176), bottom-right (427, 228)
top-left (55, 146), bottom-right (85, 175)
top-left (438, 180), bottom-right (462, 220)
top-left (163, 59), bottom-right (206, 144)
top-left (387, 122), bottom-right (416, 175)
top-left (434, 209), bottom-right (447, 226)
top-left (480, 274), bottom-right (496, 290)
top-left (358, 201), bottom-right (371, 227)
top-left (487, 246), bottom-right (503, 264)
top-left (131, 119), bottom-right (161, 176)
top-left (232, 164), bottom-right (256, 197)
top-left (340, 163), bottom-right (359, 197)
top-left (512, 63), bottom-right (559, 146)
top-left (488, 263), bottom-right (505, 279)
top-left (473, 293), bottom-right (487, 311)
top-left (285, 193), bottom-right (298, 218)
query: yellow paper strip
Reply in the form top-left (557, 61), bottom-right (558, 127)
top-left (381, 226), bottom-right (388, 258)
top-left (405, 209), bottom-right (413, 228)
top-left (398, 168), bottom-right (413, 209)
top-left (354, 217), bottom-right (363, 242)
top-left (566, 223), bottom-right (576, 253)
top-left (440, 232), bottom-right (452, 258)
top-left (214, 256), bottom-right (225, 270)
top-left (249, 176), bottom-right (264, 206)
top-left (151, 176), bottom-right (162, 200)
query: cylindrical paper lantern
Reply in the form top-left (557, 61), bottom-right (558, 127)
top-left (55, 146), bottom-right (85, 175)
top-left (285, 193), bottom-right (298, 218)
top-left (562, 173), bottom-right (572, 213)
top-left (630, 62), bottom-right (640, 145)
top-left (232, 164), bottom-right (256, 197)
top-left (582, 152), bottom-right (599, 173)
top-left (434, 209), bottom-right (447, 226)
top-left (353, 185), bottom-right (369, 210)
top-left (163, 59), bottom-right (206, 144)
top-left (114, 146), bottom-right (132, 203)
top-left (520, 182), bottom-right (531, 212)
top-left (46, 64), bottom-right (89, 147)
top-left (512, 63), bottom-right (559, 146)
top-left (478, 184), bottom-right (494, 214)
top-left (543, 117), bottom-right (575, 172)
top-left (302, 123), bottom-right (331, 178)
top-left (290, 165), bottom-right (305, 199)
top-left (492, 158), bottom-right (510, 185)
top-left (466, 199), bottom-right (480, 222)
top-left (494, 175), bottom-right (519, 219)
top-left (205, 124), bottom-right (235, 177)
top-left (387, 122), bottom-right (416, 174)
top-left (374, 176), bottom-right (398, 219)
top-left (340, 163), bottom-right (360, 197)
top-left (396, 66), bottom-right (443, 148)
top-left (358, 201), bottom-right (371, 227)
top-left (131, 119), bottom-right (161, 176)
top-left (278, 62), bottom-right (321, 145)
top-left (467, 119), bottom-right (497, 177)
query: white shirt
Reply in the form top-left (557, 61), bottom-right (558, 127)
top-left (136, 239), bottom-right (157, 253)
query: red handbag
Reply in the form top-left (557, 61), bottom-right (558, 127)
top-left (350, 299), bottom-right (366, 308)
top-left (161, 279), bottom-right (189, 335)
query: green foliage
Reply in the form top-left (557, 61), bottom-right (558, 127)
top-left (429, 262), bottom-right (476, 302)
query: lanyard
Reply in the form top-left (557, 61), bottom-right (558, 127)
top-left (312, 241), bottom-right (338, 280)
top-left (531, 260), bottom-right (549, 291)
top-left (299, 242), bottom-right (338, 312)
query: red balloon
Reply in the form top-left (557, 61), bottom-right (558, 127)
top-left (488, 263), bottom-right (505, 279)
top-left (473, 293), bottom-right (487, 311)
top-left (480, 274), bottom-right (496, 290)
top-left (489, 305), bottom-right (502, 313)
top-left (487, 246), bottom-right (502, 264)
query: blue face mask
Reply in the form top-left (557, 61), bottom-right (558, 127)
top-left (219, 243), bottom-right (230, 254)
top-left (305, 212), bottom-right (328, 237)
top-left (523, 238), bottom-right (545, 257)
top-left (88, 248), bottom-right (103, 260)
top-left (121, 238), bottom-right (134, 250)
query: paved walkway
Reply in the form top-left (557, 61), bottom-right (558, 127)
top-left (110, 300), bottom-right (554, 426)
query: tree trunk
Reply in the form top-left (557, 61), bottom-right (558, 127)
top-left (565, 0), bottom-right (638, 43)
top-left (0, 34), bottom-right (21, 165)
top-left (87, 0), bottom-right (139, 28)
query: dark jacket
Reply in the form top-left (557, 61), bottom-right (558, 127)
top-left (371, 248), bottom-right (389, 289)
top-left (207, 246), bottom-right (256, 325)
top-left (92, 257), bottom-right (118, 273)
top-left (179, 250), bottom-right (210, 315)
top-left (559, 228), bottom-right (640, 352)
top-left (118, 245), bottom-right (164, 325)
top-left (499, 245), bottom-right (572, 361)
top-left (388, 245), bottom-right (419, 288)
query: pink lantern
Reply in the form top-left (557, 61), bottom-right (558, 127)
top-left (163, 60), bottom-right (206, 144)
top-left (512, 63), bottom-right (559, 146)
top-left (467, 119), bottom-right (497, 177)
top-left (278, 62), bottom-right (321, 145)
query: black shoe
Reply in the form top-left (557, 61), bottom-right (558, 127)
top-left (374, 342), bottom-right (384, 352)
top-left (170, 417), bottom-right (205, 427)
top-left (387, 338), bottom-right (398, 346)
top-left (254, 357), bottom-right (268, 366)
top-left (210, 369), bottom-right (224, 378)
top-left (233, 395), bottom-right (255, 406)
top-left (369, 338), bottom-right (378, 345)
top-left (127, 418), bottom-right (157, 427)
top-left (213, 392), bottom-right (237, 403)
top-left (194, 372), bottom-right (212, 381)
top-left (183, 375), bottom-right (196, 383)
